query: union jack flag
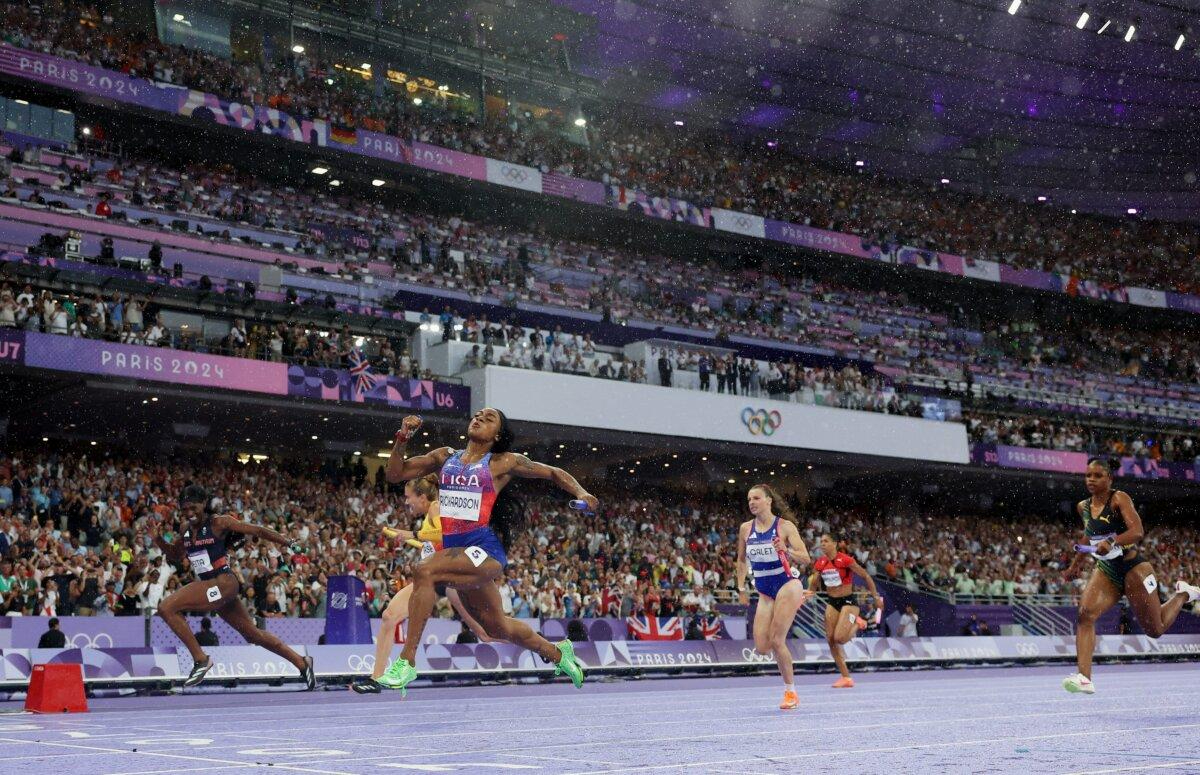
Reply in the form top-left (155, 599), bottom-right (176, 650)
top-left (626, 615), bottom-right (683, 641)
top-left (699, 614), bottom-right (724, 640)
top-left (348, 347), bottom-right (378, 396)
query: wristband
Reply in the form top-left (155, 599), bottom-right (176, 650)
top-left (394, 430), bottom-right (412, 445)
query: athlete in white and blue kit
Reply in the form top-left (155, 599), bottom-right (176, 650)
top-left (736, 484), bottom-right (812, 710)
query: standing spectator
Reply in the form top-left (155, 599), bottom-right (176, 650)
top-left (899, 604), bottom-right (919, 637)
top-left (195, 617), bottom-right (220, 646)
top-left (657, 351), bottom-right (673, 387)
top-left (37, 617), bottom-right (67, 648)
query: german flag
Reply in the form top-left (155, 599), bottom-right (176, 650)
top-left (330, 125), bottom-right (357, 146)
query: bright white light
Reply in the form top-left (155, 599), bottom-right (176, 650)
top-left (81, 127), bottom-right (91, 136)
top-left (1037, 195), bottom-right (1047, 202)
top-left (940, 178), bottom-right (950, 184)
top-left (310, 435), bottom-right (318, 440)
top-left (855, 160), bottom-right (865, 167)
top-left (573, 117), bottom-right (587, 127)
top-left (326, 78), bottom-right (334, 85)
top-left (1127, 207), bottom-right (1138, 214)
top-left (1076, 11), bottom-right (1089, 29)
top-left (1007, 0), bottom-right (1021, 15)
top-left (292, 44), bottom-right (305, 54)
top-left (1124, 24), bottom-right (1135, 42)
top-left (1071, 209), bottom-right (1077, 214)
top-left (310, 167), bottom-right (328, 175)
top-left (371, 179), bottom-right (385, 187)
top-left (412, 97), bottom-right (423, 106)
top-left (1097, 20), bottom-right (1111, 34)
top-left (673, 120), bottom-right (684, 126)
top-left (329, 179), bottom-right (341, 186)
top-left (361, 63), bottom-right (371, 70)
top-left (1176, 34), bottom-right (1186, 50)
top-left (354, 337), bottom-right (364, 347)
top-left (172, 13), bottom-right (185, 21)
top-left (14, 99), bottom-right (28, 105)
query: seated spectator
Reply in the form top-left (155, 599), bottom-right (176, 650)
top-left (195, 616), bottom-right (219, 647)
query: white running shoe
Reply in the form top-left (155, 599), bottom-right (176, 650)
top-left (1062, 673), bottom-right (1095, 694)
top-left (1174, 580), bottom-right (1200, 604)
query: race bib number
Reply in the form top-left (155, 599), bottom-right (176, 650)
top-left (821, 569), bottom-right (844, 588)
top-left (206, 584), bottom-right (222, 603)
top-left (465, 547), bottom-right (489, 567)
top-left (745, 542), bottom-right (777, 563)
top-left (420, 541), bottom-right (436, 560)
top-left (1143, 574), bottom-right (1158, 594)
top-left (189, 551), bottom-right (214, 575)
top-left (439, 490), bottom-right (483, 522)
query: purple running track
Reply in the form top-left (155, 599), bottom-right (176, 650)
top-left (0, 663), bottom-right (1197, 774)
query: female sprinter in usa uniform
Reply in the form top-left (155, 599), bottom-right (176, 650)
top-left (351, 474), bottom-right (490, 694)
top-left (375, 408), bottom-right (598, 693)
top-left (810, 533), bottom-right (882, 688)
top-left (154, 485), bottom-right (315, 689)
top-left (735, 484), bottom-right (811, 710)
top-left (1062, 458), bottom-right (1200, 694)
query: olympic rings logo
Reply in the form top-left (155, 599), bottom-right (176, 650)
top-left (500, 165), bottom-right (530, 183)
top-left (346, 654), bottom-right (376, 672)
top-left (734, 215), bottom-right (752, 229)
top-left (741, 407), bottom-right (781, 436)
top-left (69, 633), bottom-right (114, 648)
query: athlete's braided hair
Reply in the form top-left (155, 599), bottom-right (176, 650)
top-left (489, 410), bottom-right (524, 550)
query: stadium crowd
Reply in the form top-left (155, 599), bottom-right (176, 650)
top-left (4, 0), bottom-right (1200, 299)
top-left (8, 140), bottom-right (1200, 434)
top-left (965, 412), bottom-right (1200, 463)
top-left (1, 447), bottom-right (1196, 624)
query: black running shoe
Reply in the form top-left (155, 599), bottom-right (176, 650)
top-left (183, 657), bottom-right (212, 688)
top-left (302, 655), bottom-right (316, 691)
top-left (350, 678), bottom-right (383, 694)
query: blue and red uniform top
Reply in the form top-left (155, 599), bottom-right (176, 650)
top-left (182, 515), bottom-right (231, 581)
top-left (438, 450), bottom-right (497, 535)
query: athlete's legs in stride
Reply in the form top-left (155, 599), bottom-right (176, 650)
top-left (1065, 569), bottom-right (1121, 694)
top-left (825, 604), bottom-right (854, 687)
top-left (1125, 564), bottom-right (1189, 638)
top-left (767, 581), bottom-right (806, 709)
top-left (353, 583), bottom-right (413, 693)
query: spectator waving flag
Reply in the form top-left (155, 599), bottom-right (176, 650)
top-left (626, 615), bottom-right (683, 641)
top-left (348, 347), bottom-right (378, 397)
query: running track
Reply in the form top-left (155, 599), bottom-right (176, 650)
top-left (0, 663), bottom-right (1197, 774)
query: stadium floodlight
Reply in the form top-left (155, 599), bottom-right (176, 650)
top-left (329, 179), bottom-right (341, 186)
top-left (371, 179), bottom-right (385, 187)
top-left (1076, 10), bottom-right (1089, 29)
top-left (673, 120), bottom-right (684, 126)
top-left (1037, 195), bottom-right (1047, 201)
top-left (1176, 34), bottom-right (1186, 50)
top-left (292, 44), bottom-right (305, 54)
top-left (413, 97), bottom-right (423, 106)
top-left (173, 13), bottom-right (185, 21)
top-left (940, 178), bottom-right (950, 184)
top-left (574, 117), bottom-right (587, 127)
top-left (1007, 0), bottom-right (1021, 15)
top-left (1127, 207), bottom-right (1138, 214)
top-left (81, 127), bottom-right (91, 136)
top-left (14, 99), bottom-right (28, 105)
top-left (1124, 24), bottom-right (1135, 42)
top-left (855, 160), bottom-right (865, 167)
top-left (1097, 20), bottom-right (1111, 34)
top-left (361, 63), bottom-right (371, 70)
top-left (310, 166), bottom-right (328, 175)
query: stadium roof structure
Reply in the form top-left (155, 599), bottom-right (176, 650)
top-left (559, 0), bottom-right (1200, 221)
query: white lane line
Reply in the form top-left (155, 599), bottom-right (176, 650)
top-left (554, 723), bottom-right (1200, 775)
top-left (1060, 763), bottom-right (1200, 775)
top-left (277, 702), bottom-right (1200, 769)
top-left (0, 736), bottom-right (349, 775)
top-left (496, 753), bottom-right (621, 766)
top-left (92, 685), bottom-right (1200, 745)
top-left (104, 766), bottom-right (254, 775)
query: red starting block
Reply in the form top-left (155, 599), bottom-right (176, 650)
top-left (25, 663), bottom-right (88, 713)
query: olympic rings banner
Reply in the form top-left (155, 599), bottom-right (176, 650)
top-left (3, 331), bottom-right (469, 414)
top-left (741, 406), bottom-right (782, 437)
top-left (0, 616), bottom-right (146, 649)
top-left (4, 635), bottom-right (1200, 689)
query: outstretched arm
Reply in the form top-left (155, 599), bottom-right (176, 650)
top-left (214, 515), bottom-right (290, 547)
top-left (850, 560), bottom-right (882, 605)
top-left (503, 453), bottom-right (598, 511)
